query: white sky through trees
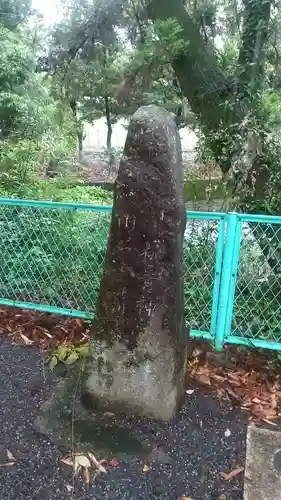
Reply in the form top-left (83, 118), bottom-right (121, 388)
top-left (32, 0), bottom-right (62, 25)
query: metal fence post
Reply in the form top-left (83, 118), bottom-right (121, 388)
top-left (215, 212), bottom-right (240, 350)
top-left (210, 217), bottom-right (226, 339)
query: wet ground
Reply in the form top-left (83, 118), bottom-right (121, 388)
top-left (0, 339), bottom-right (246, 500)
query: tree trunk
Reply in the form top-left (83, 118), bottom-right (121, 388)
top-left (104, 95), bottom-right (113, 150)
top-left (148, 0), bottom-right (233, 135)
top-left (236, 0), bottom-right (271, 98)
top-left (77, 128), bottom-right (83, 155)
top-left (147, 0), bottom-right (277, 278)
top-left (147, 0), bottom-right (272, 184)
top-left (69, 98), bottom-right (84, 156)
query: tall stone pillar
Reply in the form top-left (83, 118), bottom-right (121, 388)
top-left (82, 105), bottom-right (188, 421)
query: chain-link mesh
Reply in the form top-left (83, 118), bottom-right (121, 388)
top-left (232, 221), bottom-right (281, 342)
top-left (0, 204), bottom-right (111, 314)
top-left (0, 202), bottom-right (220, 334)
top-left (183, 217), bottom-right (221, 333)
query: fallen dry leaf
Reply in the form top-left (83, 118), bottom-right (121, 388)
top-left (0, 306), bottom-right (90, 350)
top-left (40, 330), bottom-right (53, 338)
top-left (262, 418), bottom-right (278, 426)
top-left (74, 464), bottom-right (81, 476)
top-left (6, 450), bottom-right (16, 462)
top-left (107, 457), bottom-right (120, 467)
top-left (103, 412), bottom-right (115, 417)
top-left (188, 339), bottom-right (281, 423)
top-left (218, 495), bottom-right (227, 500)
top-left (223, 385), bottom-right (240, 401)
top-left (88, 452), bottom-right (107, 473)
top-left (74, 454), bottom-right (91, 469)
top-left (75, 318), bottom-right (84, 328)
top-left (61, 451), bottom-right (106, 485)
top-left (20, 333), bottom-right (33, 345)
top-left (83, 467), bottom-right (91, 484)
top-left (61, 457), bottom-right (74, 468)
top-left (227, 373), bottom-right (241, 383)
top-left (211, 374), bottom-right (226, 383)
top-left (252, 398), bottom-right (262, 404)
top-left (142, 463), bottom-right (150, 472)
top-left (179, 497), bottom-right (193, 500)
top-left (1, 309), bottom-right (280, 426)
top-left (219, 467), bottom-right (244, 481)
top-left (270, 394), bottom-right (278, 409)
top-left (196, 373), bottom-right (211, 386)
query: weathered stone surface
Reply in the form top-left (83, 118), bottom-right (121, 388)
top-left (35, 365), bottom-right (173, 464)
top-left (244, 426), bottom-right (281, 500)
top-left (82, 105), bottom-right (188, 421)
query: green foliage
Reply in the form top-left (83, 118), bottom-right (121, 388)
top-left (125, 17), bottom-right (189, 69)
top-left (114, 18), bottom-right (189, 116)
top-left (51, 9), bottom-right (191, 126)
top-left (47, 343), bottom-right (90, 371)
top-left (184, 179), bottom-right (226, 202)
top-left (0, 181), bottom-right (113, 203)
top-left (0, 25), bottom-right (61, 141)
top-left (0, 0), bottom-right (31, 30)
top-left (0, 101), bottom-right (78, 193)
top-left (0, 25), bottom-right (32, 138)
top-left (0, 139), bottom-right (42, 188)
top-left (0, 6), bottom-right (80, 193)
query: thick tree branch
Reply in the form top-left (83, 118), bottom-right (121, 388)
top-left (236, 0), bottom-right (271, 97)
top-left (146, 0), bottom-right (234, 134)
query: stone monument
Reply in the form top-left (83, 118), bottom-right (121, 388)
top-left (81, 104), bottom-right (188, 421)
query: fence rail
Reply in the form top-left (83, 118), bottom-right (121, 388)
top-left (0, 197), bottom-right (281, 351)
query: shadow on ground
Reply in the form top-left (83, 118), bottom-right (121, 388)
top-left (0, 340), bottom-right (246, 500)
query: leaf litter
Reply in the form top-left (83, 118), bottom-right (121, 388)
top-left (0, 307), bottom-right (90, 348)
top-left (219, 466), bottom-right (244, 481)
top-left (61, 452), bottom-right (109, 485)
top-left (1, 308), bottom-right (281, 423)
top-left (188, 341), bottom-right (281, 423)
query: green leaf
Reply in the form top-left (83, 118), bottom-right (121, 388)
top-left (49, 356), bottom-right (58, 371)
top-left (75, 344), bottom-right (90, 358)
top-left (64, 351), bottom-right (79, 364)
top-left (55, 346), bottom-right (69, 361)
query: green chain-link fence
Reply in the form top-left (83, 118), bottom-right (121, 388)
top-left (0, 201), bottom-right (111, 316)
top-left (230, 215), bottom-right (281, 347)
top-left (0, 199), bottom-right (281, 350)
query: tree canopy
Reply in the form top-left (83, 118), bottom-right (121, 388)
top-left (1, 0), bottom-right (281, 212)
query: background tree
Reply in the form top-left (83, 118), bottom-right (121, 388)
top-left (52, 0), bottom-right (281, 215)
top-left (0, 0), bottom-right (78, 190)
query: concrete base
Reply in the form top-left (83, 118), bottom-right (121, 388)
top-left (82, 333), bottom-right (188, 421)
top-left (34, 365), bottom-right (173, 463)
top-left (244, 426), bottom-right (281, 500)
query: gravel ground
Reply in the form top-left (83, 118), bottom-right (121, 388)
top-left (0, 340), bottom-right (247, 500)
